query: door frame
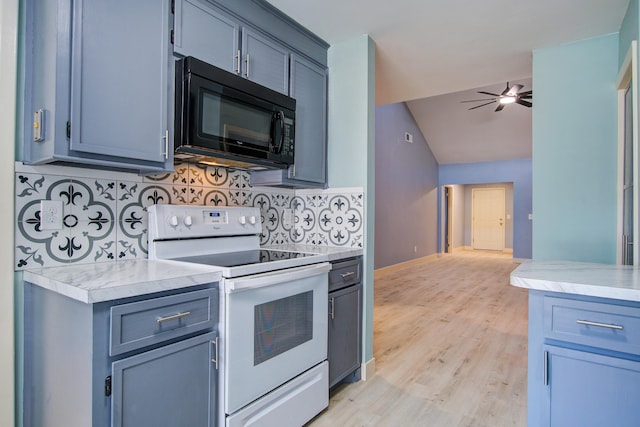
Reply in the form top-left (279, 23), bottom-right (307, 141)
top-left (616, 40), bottom-right (638, 265)
top-left (444, 185), bottom-right (454, 253)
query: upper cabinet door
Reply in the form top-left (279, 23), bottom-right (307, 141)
top-left (241, 28), bottom-right (290, 95)
top-left (289, 54), bottom-right (328, 184)
top-left (173, 0), bottom-right (240, 73)
top-left (69, 0), bottom-right (170, 162)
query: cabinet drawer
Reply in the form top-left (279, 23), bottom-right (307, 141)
top-left (329, 259), bottom-right (361, 291)
top-left (110, 288), bottom-right (217, 356)
top-left (544, 296), bottom-right (640, 355)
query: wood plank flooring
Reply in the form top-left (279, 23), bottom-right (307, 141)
top-left (308, 250), bottom-right (528, 427)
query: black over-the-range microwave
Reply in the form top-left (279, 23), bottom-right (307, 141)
top-left (174, 56), bottom-right (296, 170)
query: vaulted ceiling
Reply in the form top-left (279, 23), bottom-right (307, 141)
top-left (266, 0), bottom-right (629, 163)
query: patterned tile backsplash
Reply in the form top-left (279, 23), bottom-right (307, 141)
top-left (15, 163), bottom-right (364, 270)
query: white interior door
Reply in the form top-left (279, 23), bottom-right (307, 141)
top-left (472, 188), bottom-right (505, 251)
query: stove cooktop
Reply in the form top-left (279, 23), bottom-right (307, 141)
top-left (172, 249), bottom-right (317, 269)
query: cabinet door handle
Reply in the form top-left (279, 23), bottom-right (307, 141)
top-left (234, 50), bottom-right (241, 74)
top-left (211, 336), bottom-right (219, 370)
top-left (156, 311), bottom-right (191, 324)
top-left (244, 54), bottom-right (250, 78)
top-left (340, 271), bottom-right (355, 279)
top-left (576, 319), bottom-right (624, 330)
top-left (543, 350), bottom-right (549, 386)
top-left (163, 129), bottom-right (169, 159)
top-left (329, 297), bottom-right (335, 320)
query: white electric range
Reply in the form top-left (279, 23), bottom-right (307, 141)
top-left (148, 204), bottom-right (330, 427)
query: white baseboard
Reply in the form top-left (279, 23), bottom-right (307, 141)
top-left (374, 254), bottom-right (438, 279)
top-left (451, 246), bottom-right (513, 254)
top-left (361, 357), bottom-right (375, 381)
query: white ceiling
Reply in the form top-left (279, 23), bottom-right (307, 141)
top-left (265, 0), bottom-right (629, 164)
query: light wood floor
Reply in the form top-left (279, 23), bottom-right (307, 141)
top-left (308, 250), bottom-right (528, 427)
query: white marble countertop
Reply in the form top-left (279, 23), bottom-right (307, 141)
top-left (22, 246), bottom-right (362, 304)
top-left (510, 260), bottom-right (640, 302)
top-left (23, 259), bottom-right (223, 304)
top-left (264, 244), bottom-right (363, 262)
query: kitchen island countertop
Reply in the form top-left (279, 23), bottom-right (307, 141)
top-left (510, 259), bottom-right (640, 302)
top-left (23, 259), bottom-right (223, 304)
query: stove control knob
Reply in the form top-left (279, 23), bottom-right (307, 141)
top-left (249, 216), bottom-right (257, 225)
top-left (239, 215), bottom-right (247, 225)
top-left (183, 215), bottom-right (193, 227)
top-left (169, 215), bottom-right (179, 227)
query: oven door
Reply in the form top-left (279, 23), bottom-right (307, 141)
top-left (223, 263), bottom-right (330, 415)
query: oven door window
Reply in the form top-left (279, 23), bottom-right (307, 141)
top-left (254, 291), bottom-right (313, 365)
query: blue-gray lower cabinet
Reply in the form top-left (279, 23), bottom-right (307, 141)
top-left (528, 290), bottom-right (640, 427)
top-left (23, 283), bottom-right (219, 427)
top-left (543, 344), bottom-right (640, 427)
top-left (112, 332), bottom-right (217, 427)
top-left (328, 258), bottom-right (362, 388)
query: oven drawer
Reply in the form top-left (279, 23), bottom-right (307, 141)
top-left (226, 362), bottom-right (328, 427)
top-left (544, 296), bottom-right (640, 355)
top-left (329, 258), bottom-right (361, 291)
top-left (110, 288), bottom-right (217, 356)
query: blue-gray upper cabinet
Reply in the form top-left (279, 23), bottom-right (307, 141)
top-left (173, 0), bottom-right (240, 74)
top-left (241, 28), bottom-right (290, 95)
top-left (289, 55), bottom-right (328, 185)
top-left (173, 0), bottom-right (289, 95)
top-left (250, 55), bottom-right (328, 187)
top-left (22, 0), bottom-right (174, 174)
top-left (69, 0), bottom-right (173, 164)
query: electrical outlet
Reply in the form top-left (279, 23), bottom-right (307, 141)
top-left (283, 209), bottom-right (294, 228)
top-left (40, 200), bottom-right (63, 230)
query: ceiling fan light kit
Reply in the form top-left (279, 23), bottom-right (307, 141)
top-left (462, 82), bottom-right (533, 112)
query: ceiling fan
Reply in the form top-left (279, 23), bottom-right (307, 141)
top-left (462, 82), bottom-right (533, 112)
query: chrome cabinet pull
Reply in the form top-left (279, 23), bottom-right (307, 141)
top-left (211, 336), bottom-right (219, 370)
top-left (329, 297), bottom-right (335, 320)
top-left (576, 319), bottom-right (624, 330)
top-left (244, 54), bottom-right (250, 78)
top-left (234, 50), bottom-right (241, 74)
top-left (340, 271), bottom-right (355, 279)
top-left (543, 350), bottom-right (549, 386)
top-left (156, 311), bottom-right (191, 324)
top-left (163, 129), bottom-right (169, 159)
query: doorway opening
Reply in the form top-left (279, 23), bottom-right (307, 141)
top-left (441, 182), bottom-right (514, 256)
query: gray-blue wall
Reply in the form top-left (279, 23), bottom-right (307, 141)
top-left (439, 158), bottom-right (533, 259)
top-left (375, 103), bottom-right (439, 269)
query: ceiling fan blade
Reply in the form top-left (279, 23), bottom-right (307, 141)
top-left (516, 99), bottom-right (532, 107)
top-left (507, 84), bottom-right (524, 96)
top-left (495, 104), bottom-right (505, 112)
top-left (468, 100), bottom-right (496, 110)
top-left (461, 98), bottom-right (497, 103)
top-left (518, 90), bottom-right (532, 97)
top-left (478, 91), bottom-right (501, 97)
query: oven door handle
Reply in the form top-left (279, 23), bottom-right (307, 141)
top-left (225, 262), bottom-right (331, 292)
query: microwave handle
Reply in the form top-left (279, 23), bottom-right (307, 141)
top-left (270, 111), bottom-right (285, 154)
